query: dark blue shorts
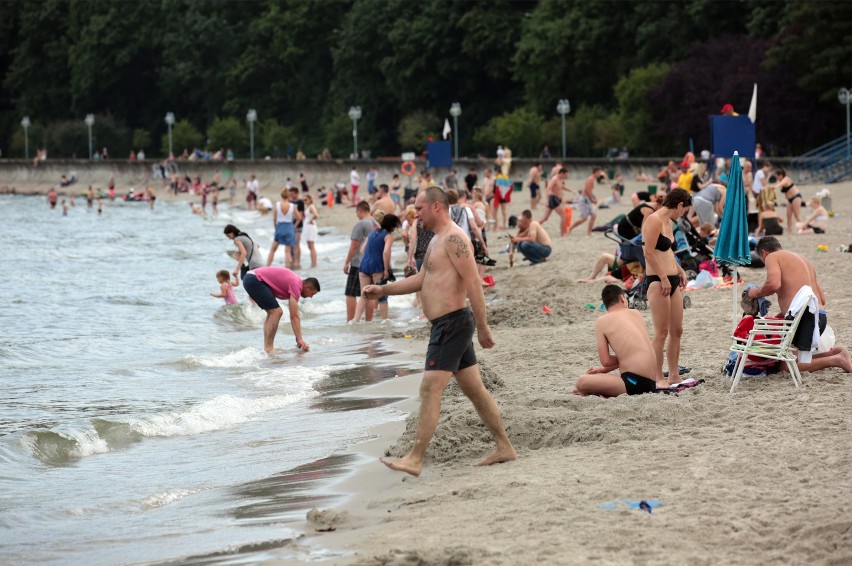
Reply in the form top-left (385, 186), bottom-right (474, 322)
top-left (243, 273), bottom-right (280, 311)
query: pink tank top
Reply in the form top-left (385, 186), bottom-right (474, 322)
top-left (224, 283), bottom-right (237, 305)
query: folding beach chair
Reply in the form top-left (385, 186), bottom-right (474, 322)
top-left (727, 290), bottom-right (815, 393)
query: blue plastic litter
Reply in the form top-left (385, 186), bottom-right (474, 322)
top-left (599, 499), bottom-right (664, 511)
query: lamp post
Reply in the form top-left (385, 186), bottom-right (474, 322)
top-left (165, 112), bottom-right (175, 158)
top-left (449, 102), bottom-right (462, 160)
top-left (839, 88), bottom-right (851, 159)
top-left (348, 106), bottom-right (362, 159)
top-left (84, 114), bottom-right (95, 160)
top-left (245, 108), bottom-right (257, 160)
top-left (21, 116), bottom-right (30, 159)
top-left (556, 99), bottom-right (571, 159)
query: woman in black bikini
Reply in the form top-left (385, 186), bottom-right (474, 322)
top-left (641, 189), bottom-right (692, 387)
top-left (768, 169), bottom-right (802, 229)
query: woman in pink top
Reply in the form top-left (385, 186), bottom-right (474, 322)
top-left (242, 266), bottom-right (321, 354)
top-left (210, 270), bottom-right (239, 305)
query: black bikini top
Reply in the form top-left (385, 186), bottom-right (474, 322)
top-left (654, 234), bottom-right (675, 252)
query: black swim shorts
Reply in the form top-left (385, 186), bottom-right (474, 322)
top-left (425, 308), bottom-right (477, 372)
top-left (530, 182), bottom-right (539, 198)
top-left (548, 195), bottom-right (562, 210)
top-left (344, 266), bottom-right (361, 297)
top-left (620, 372), bottom-right (657, 395)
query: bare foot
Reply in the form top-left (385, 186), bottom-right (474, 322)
top-left (475, 446), bottom-right (517, 467)
top-left (380, 456), bottom-right (422, 476)
top-left (265, 347), bottom-right (284, 355)
top-left (655, 380), bottom-right (669, 389)
top-left (838, 348), bottom-right (852, 372)
top-left (576, 278), bottom-right (595, 283)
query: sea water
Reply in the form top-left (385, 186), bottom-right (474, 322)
top-left (0, 195), bottom-right (420, 564)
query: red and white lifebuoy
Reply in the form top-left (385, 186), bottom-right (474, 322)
top-left (400, 161), bottom-right (416, 176)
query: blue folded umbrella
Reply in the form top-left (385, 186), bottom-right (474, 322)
top-left (713, 152), bottom-right (752, 267)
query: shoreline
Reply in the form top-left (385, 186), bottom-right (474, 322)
top-left (8, 173), bottom-right (851, 564)
top-left (273, 180), bottom-right (851, 564)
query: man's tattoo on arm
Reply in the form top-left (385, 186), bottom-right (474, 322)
top-left (449, 234), bottom-right (470, 258)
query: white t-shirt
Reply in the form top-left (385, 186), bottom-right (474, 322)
top-left (752, 169), bottom-right (766, 195)
top-left (249, 179), bottom-right (259, 194)
top-left (350, 170), bottom-right (360, 186)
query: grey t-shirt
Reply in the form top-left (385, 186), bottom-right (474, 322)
top-left (236, 234), bottom-right (263, 270)
top-left (349, 218), bottom-right (376, 268)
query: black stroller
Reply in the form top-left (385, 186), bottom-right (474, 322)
top-left (604, 228), bottom-right (692, 311)
top-left (674, 217), bottom-right (734, 279)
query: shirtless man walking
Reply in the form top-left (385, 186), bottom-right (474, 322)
top-left (574, 285), bottom-right (662, 396)
top-left (528, 162), bottom-right (543, 209)
top-left (538, 167), bottom-right (574, 228)
top-left (568, 167), bottom-right (602, 235)
top-left (364, 186), bottom-right (516, 476)
top-left (748, 237), bottom-right (851, 372)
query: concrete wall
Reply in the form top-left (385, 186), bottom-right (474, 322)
top-left (0, 156), bottom-right (802, 194)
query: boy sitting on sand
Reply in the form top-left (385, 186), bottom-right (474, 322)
top-left (573, 285), bottom-right (665, 396)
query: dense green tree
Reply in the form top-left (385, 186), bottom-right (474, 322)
top-left (0, 1), bottom-right (845, 158)
top-left (47, 120), bottom-right (88, 159)
top-left (614, 63), bottom-right (670, 155)
top-left (68, 1), bottom-right (162, 127)
top-left (163, 119), bottom-right (203, 156)
top-left (259, 119), bottom-right (297, 159)
top-left (207, 117), bottom-right (245, 155)
top-left (765, 0), bottom-right (852, 103)
top-left (651, 36), bottom-right (831, 155)
top-left (473, 108), bottom-right (546, 157)
top-left (398, 111), bottom-right (441, 152)
top-left (132, 129), bottom-right (151, 152)
top-left (4, 0), bottom-right (72, 119)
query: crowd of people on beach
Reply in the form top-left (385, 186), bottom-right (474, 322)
top-left (41, 151), bottom-right (847, 477)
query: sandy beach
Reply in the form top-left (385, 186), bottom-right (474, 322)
top-left (285, 175), bottom-right (852, 565)
top-left (11, 172), bottom-right (852, 564)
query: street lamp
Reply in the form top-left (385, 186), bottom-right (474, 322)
top-left (449, 102), bottom-right (462, 160)
top-left (556, 99), bottom-right (571, 159)
top-left (246, 108), bottom-right (257, 160)
top-left (21, 116), bottom-right (30, 159)
top-left (165, 112), bottom-right (175, 158)
top-left (839, 88), bottom-right (851, 159)
top-left (84, 114), bottom-right (95, 160)
top-left (348, 106), bottom-right (362, 159)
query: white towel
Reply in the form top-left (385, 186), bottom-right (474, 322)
top-left (786, 285), bottom-right (819, 363)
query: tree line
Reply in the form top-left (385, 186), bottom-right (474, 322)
top-left (0, 0), bottom-right (849, 160)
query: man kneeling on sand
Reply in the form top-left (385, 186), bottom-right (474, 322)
top-left (574, 285), bottom-right (665, 396)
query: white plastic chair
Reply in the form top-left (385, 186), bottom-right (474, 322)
top-left (727, 292), bottom-right (815, 393)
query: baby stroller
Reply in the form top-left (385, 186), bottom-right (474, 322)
top-left (674, 217), bottom-right (735, 278)
top-left (604, 228), bottom-right (692, 311)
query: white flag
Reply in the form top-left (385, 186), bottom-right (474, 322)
top-left (442, 118), bottom-right (452, 140)
top-left (748, 83), bottom-right (757, 124)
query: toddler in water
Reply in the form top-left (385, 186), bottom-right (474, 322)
top-left (210, 269), bottom-right (239, 304)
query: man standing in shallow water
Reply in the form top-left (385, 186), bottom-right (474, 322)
top-left (364, 186), bottom-right (516, 476)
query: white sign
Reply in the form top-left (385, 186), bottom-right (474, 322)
top-left (401, 152), bottom-right (416, 161)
